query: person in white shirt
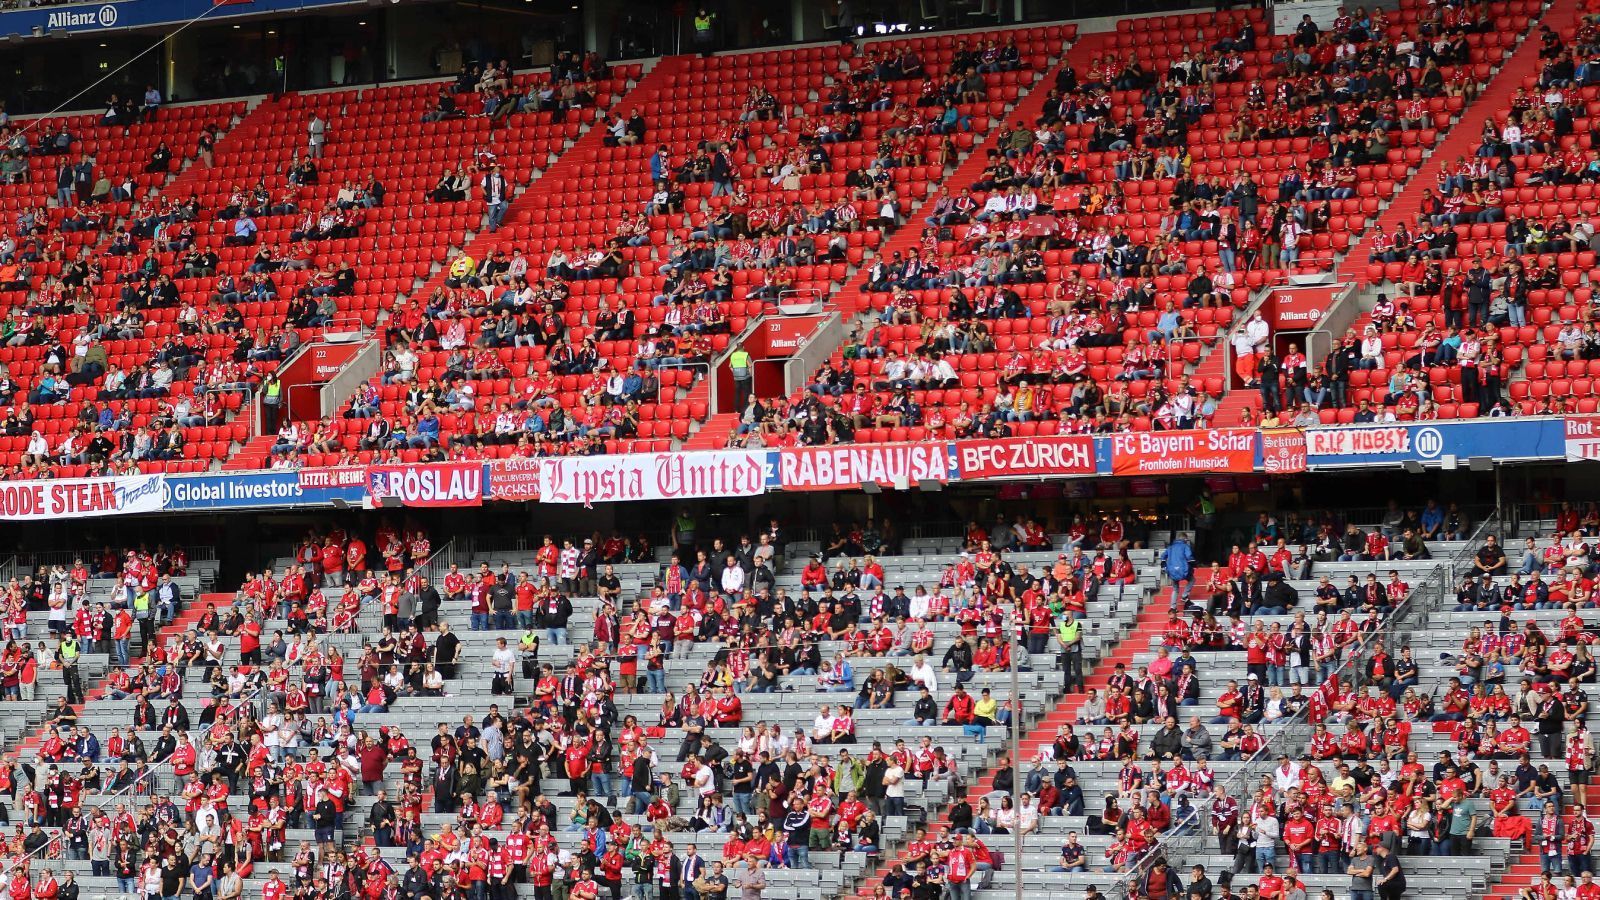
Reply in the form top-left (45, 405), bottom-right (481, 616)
top-left (1017, 795), bottom-right (1041, 835)
top-left (46, 583), bottom-right (68, 634)
top-left (908, 591), bottom-right (930, 620)
top-left (422, 667), bottom-right (445, 694)
top-left (908, 655), bottom-right (939, 694)
top-left (1231, 321), bottom-right (1260, 361)
top-left (55, 432), bottom-right (80, 465)
top-left (975, 191), bottom-right (1010, 222)
top-left (905, 356), bottom-right (932, 386)
top-left (271, 422), bottom-right (300, 454)
top-left (1280, 219), bottom-right (1303, 266)
top-left (720, 563), bottom-right (746, 597)
top-left (389, 344), bottom-right (417, 383)
top-left (1252, 810), bottom-right (1280, 854)
top-left (1271, 755), bottom-right (1303, 792)
top-left (881, 354), bottom-right (909, 386)
top-left (878, 196), bottom-right (901, 228)
top-left (1168, 391), bottom-right (1196, 426)
top-left (991, 796), bottom-right (1019, 832)
top-left (261, 708), bottom-right (284, 759)
top-left (811, 705), bottom-right (834, 744)
top-left (1559, 322), bottom-right (1585, 359)
top-left (491, 637), bottom-right (517, 692)
top-left (1564, 532), bottom-right (1590, 569)
top-left (691, 760), bottom-right (715, 797)
top-left (1244, 313), bottom-right (1271, 353)
top-left (1503, 121), bottom-right (1530, 154)
top-left (883, 760), bottom-right (907, 817)
top-left (1359, 328), bottom-right (1384, 367)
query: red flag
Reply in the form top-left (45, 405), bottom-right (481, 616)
top-left (1307, 672), bottom-right (1337, 723)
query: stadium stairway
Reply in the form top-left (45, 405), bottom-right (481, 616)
top-left (676, 37), bottom-right (1086, 451)
top-left (222, 433), bottom-right (279, 471)
top-left (1194, 343), bottom-right (1248, 426)
top-left (10, 593), bottom-right (229, 755)
top-left (1200, 0), bottom-right (1560, 430)
top-left (405, 56), bottom-right (684, 301)
top-left (154, 96), bottom-right (268, 204)
top-left (843, 569), bottom-right (1184, 900)
top-left (1334, 0), bottom-right (1573, 285)
top-left (1464, 777), bottom-right (1597, 899)
top-left (1463, 672), bottom-right (1599, 900)
top-left (833, 38), bottom-right (1100, 321)
top-left (681, 411), bottom-right (740, 450)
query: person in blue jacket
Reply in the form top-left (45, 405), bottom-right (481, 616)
top-left (1162, 535), bottom-right (1195, 607)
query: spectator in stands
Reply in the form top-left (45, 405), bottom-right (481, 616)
top-left (223, 212), bottom-right (257, 247)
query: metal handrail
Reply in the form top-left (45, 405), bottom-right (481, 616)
top-left (1113, 531), bottom-right (1484, 890)
top-left (319, 315), bottom-right (370, 344)
top-left (0, 666), bottom-right (277, 876)
top-left (414, 538), bottom-right (458, 591)
top-left (1114, 516), bottom-right (1500, 897)
top-left (0, 758), bottom-right (173, 877)
top-left (10, 549), bottom-right (218, 572)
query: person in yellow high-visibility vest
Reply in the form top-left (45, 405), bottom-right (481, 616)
top-left (729, 346), bottom-right (753, 408)
top-left (57, 633), bottom-right (83, 704)
top-left (262, 373), bottom-right (283, 435)
top-left (1056, 612), bottom-right (1083, 693)
top-left (692, 9), bottom-right (716, 52)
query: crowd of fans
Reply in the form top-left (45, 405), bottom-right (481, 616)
top-left (0, 496), bottom-right (1525, 900)
top-left (313, 37), bottom-right (1054, 460)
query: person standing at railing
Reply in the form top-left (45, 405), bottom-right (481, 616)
top-left (1056, 611), bottom-right (1084, 694)
top-left (53, 636), bottom-right (81, 706)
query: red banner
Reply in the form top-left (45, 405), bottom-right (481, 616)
top-left (1109, 429), bottom-right (1256, 476)
top-left (779, 443), bottom-right (951, 491)
top-left (1261, 429), bottom-right (1307, 474)
top-left (487, 457), bottom-right (541, 501)
top-left (367, 462), bottom-right (484, 507)
top-left (1269, 285), bottom-right (1340, 330)
top-left (758, 315), bottom-right (827, 357)
top-left (953, 435), bottom-right (1095, 480)
top-left (308, 343), bottom-right (361, 379)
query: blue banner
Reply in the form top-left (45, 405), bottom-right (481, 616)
top-left (1303, 418), bottom-right (1566, 468)
top-left (0, 0), bottom-right (363, 38)
top-left (163, 471), bottom-right (365, 510)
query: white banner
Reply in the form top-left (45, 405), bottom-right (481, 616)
top-left (1567, 416), bottom-right (1600, 461)
top-left (538, 450), bottom-right (769, 507)
top-left (0, 474), bottom-right (165, 520)
top-left (1305, 426), bottom-right (1414, 457)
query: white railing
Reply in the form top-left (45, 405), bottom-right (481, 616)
top-left (319, 338), bottom-right (383, 418)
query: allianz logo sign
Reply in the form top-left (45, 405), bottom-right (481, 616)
top-left (1413, 427), bottom-right (1443, 459)
top-left (47, 4), bottom-right (118, 29)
